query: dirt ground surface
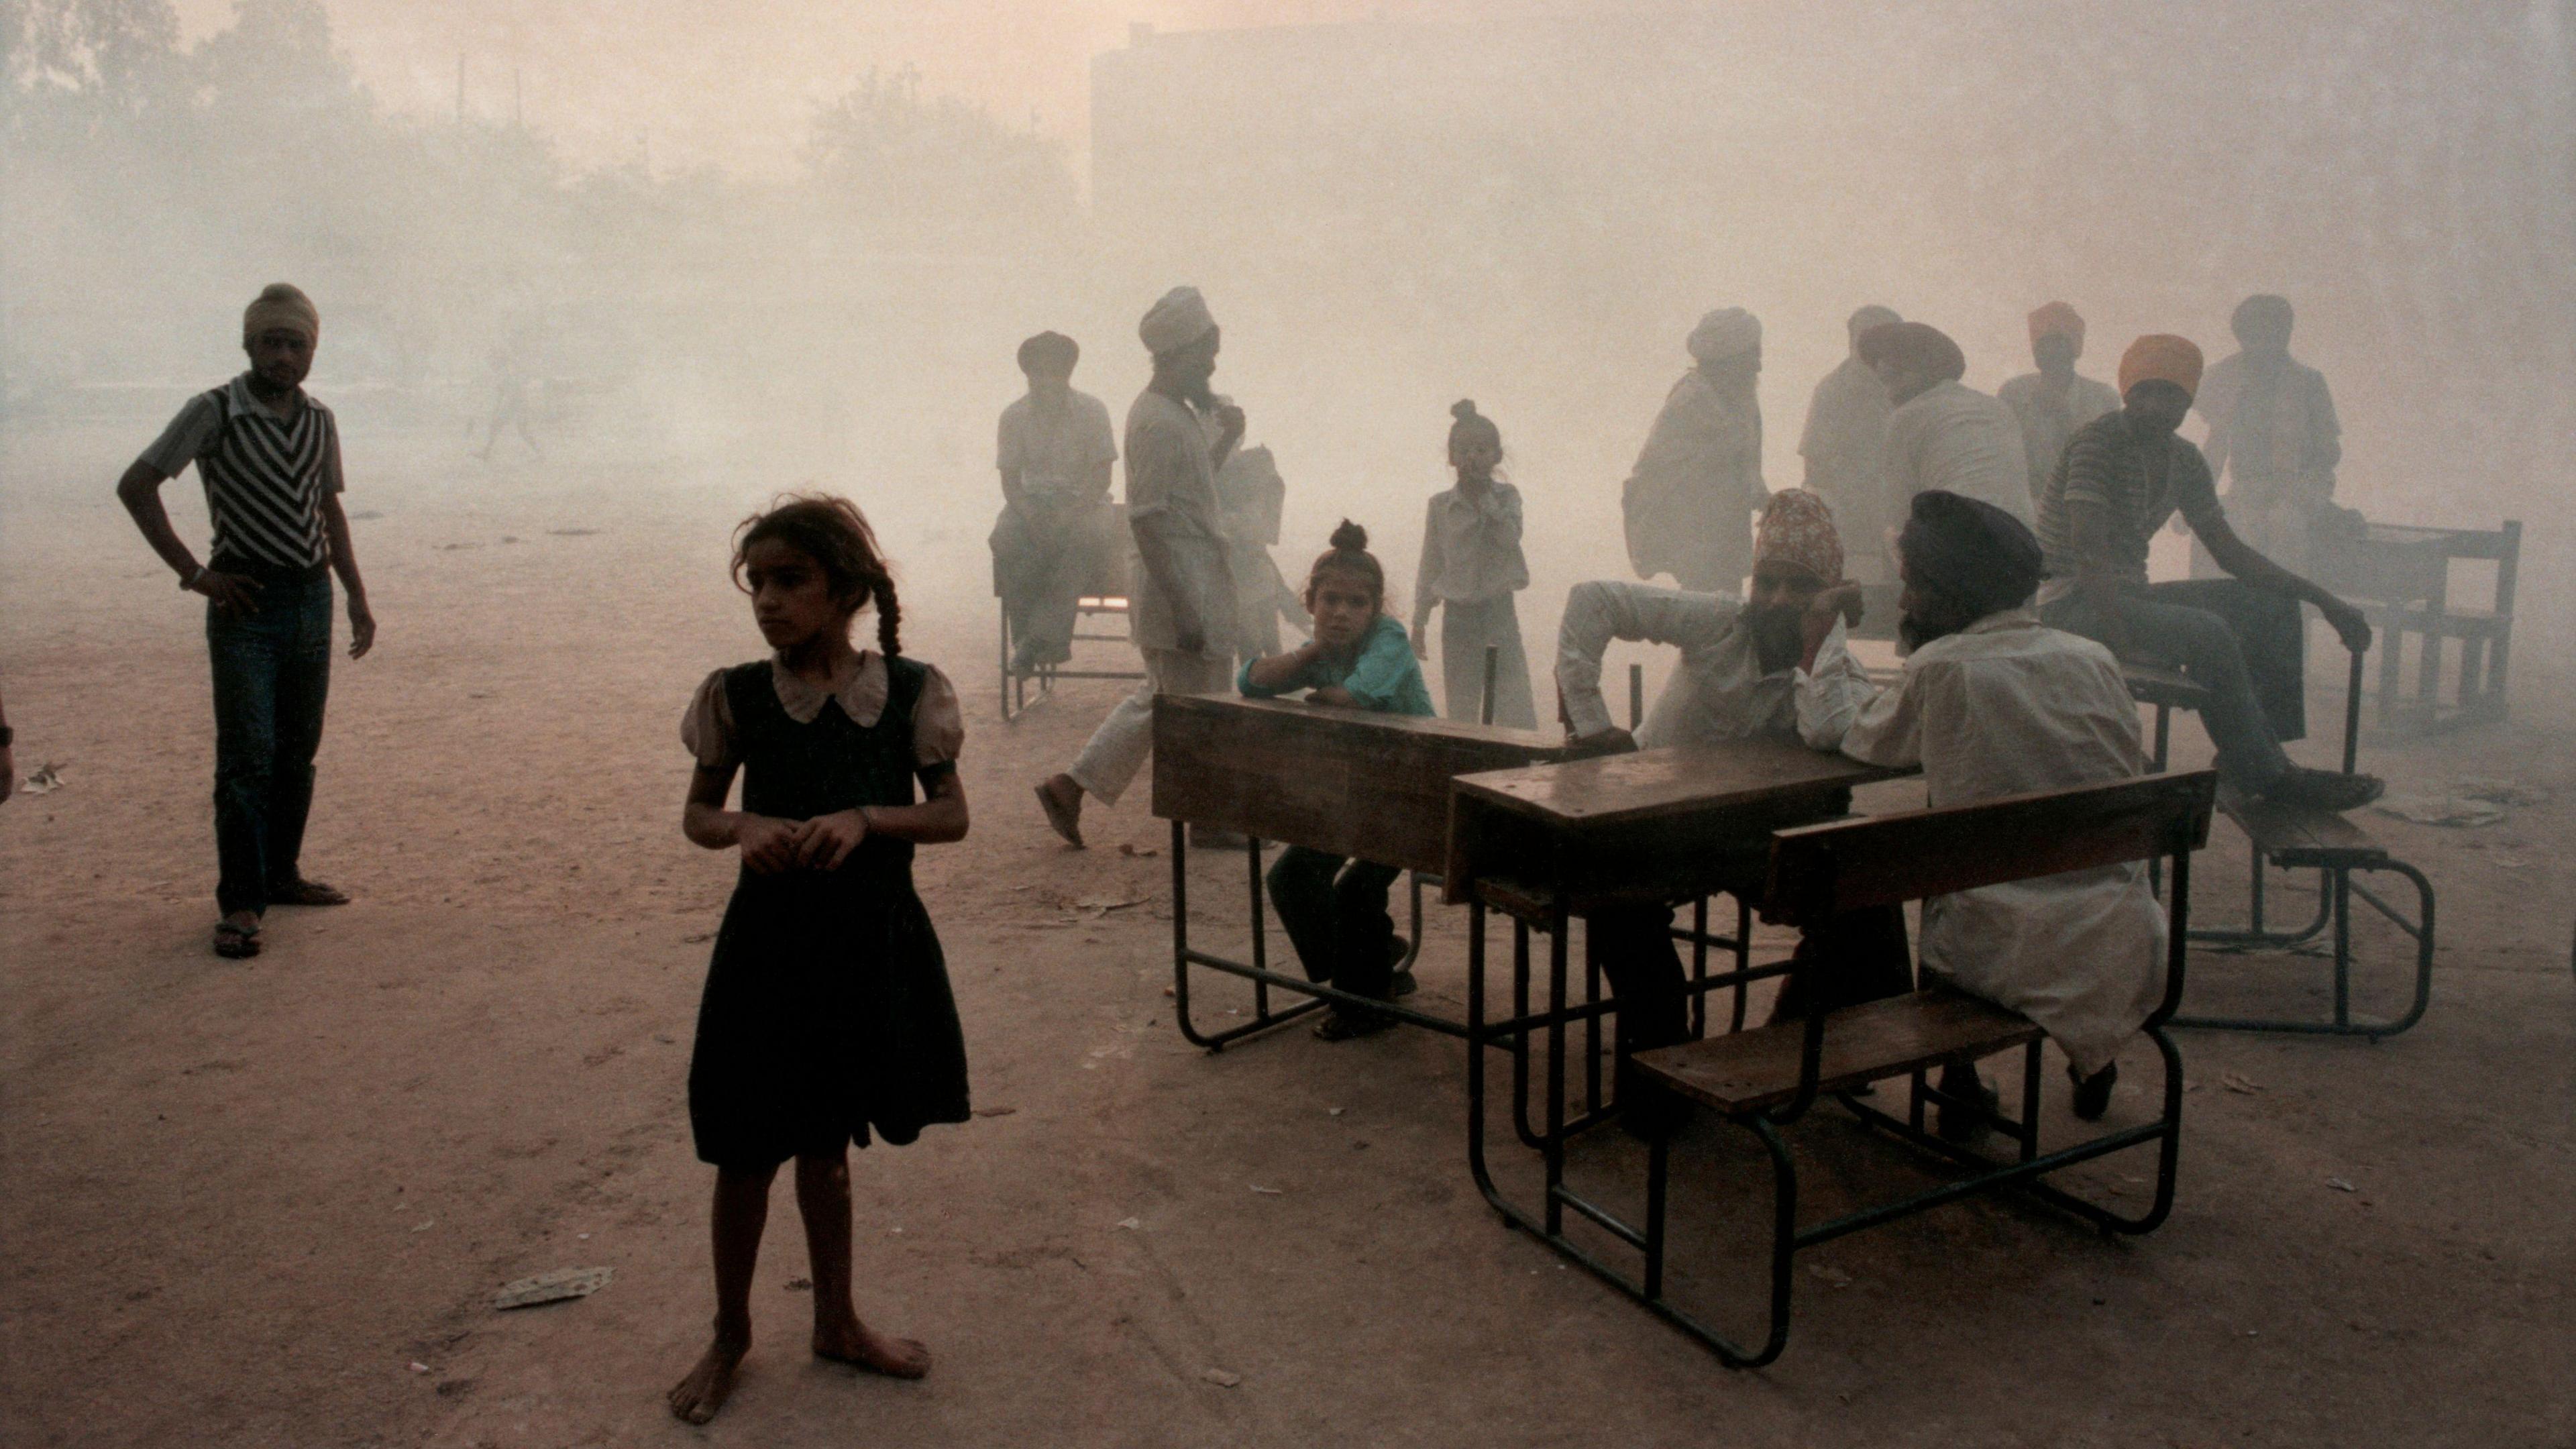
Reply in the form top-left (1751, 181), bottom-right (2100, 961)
top-left (4, 424), bottom-right (2571, 1449)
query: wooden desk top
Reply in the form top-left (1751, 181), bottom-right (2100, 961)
top-left (1152, 692), bottom-right (1570, 873)
top-left (1452, 739), bottom-right (1913, 830)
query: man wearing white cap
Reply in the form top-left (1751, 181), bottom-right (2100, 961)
top-left (1035, 287), bottom-right (1243, 846)
top-left (1622, 307), bottom-right (1767, 596)
top-left (115, 282), bottom-right (377, 959)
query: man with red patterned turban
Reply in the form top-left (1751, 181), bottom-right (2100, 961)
top-left (1555, 488), bottom-right (1911, 1082)
top-left (1998, 303), bottom-right (2122, 509)
top-left (2034, 335), bottom-right (2382, 812)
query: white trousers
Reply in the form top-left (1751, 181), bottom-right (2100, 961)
top-left (1438, 594), bottom-right (1537, 728)
top-left (1066, 648), bottom-right (1235, 806)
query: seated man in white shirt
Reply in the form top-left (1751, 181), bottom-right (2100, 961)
top-left (1556, 490), bottom-right (1911, 1071)
top-left (1798, 490), bottom-right (2166, 1133)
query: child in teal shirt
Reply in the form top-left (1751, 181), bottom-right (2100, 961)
top-left (1239, 521), bottom-right (1433, 1037)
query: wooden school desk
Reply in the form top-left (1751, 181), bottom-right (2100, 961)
top-left (1150, 692), bottom-right (1572, 1049)
top-left (1441, 739), bottom-right (1915, 1242)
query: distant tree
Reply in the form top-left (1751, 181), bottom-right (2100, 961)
top-left (803, 64), bottom-right (1079, 248)
top-left (3, 0), bottom-right (181, 121)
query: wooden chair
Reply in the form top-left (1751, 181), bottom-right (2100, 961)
top-left (998, 501), bottom-right (1147, 722)
top-left (2312, 519), bottom-right (2518, 735)
top-left (1594, 771), bottom-right (2217, 1366)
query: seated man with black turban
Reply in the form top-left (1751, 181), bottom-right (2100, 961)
top-left (1798, 490), bottom-right (2166, 1134)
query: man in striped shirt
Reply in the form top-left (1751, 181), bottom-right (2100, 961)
top-left (116, 283), bottom-right (377, 959)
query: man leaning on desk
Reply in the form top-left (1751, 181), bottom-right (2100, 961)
top-left (1552, 490), bottom-right (1913, 1085)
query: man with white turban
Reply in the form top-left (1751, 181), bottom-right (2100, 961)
top-left (113, 282), bottom-right (377, 959)
top-left (1621, 308), bottom-right (1766, 596)
top-left (1035, 287), bottom-right (1243, 847)
top-left (2187, 293), bottom-right (2342, 576)
top-left (1797, 305), bottom-right (1903, 584)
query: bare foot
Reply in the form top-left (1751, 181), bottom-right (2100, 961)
top-left (814, 1315), bottom-right (931, 1379)
top-left (667, 1335), bottom-right (749, 1424)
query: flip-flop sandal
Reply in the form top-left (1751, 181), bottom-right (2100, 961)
top-left (1033, 782), bottom-right (1084, 848)
top-left (213, 921), bottom-right (263, 959)
top-left (272, 878), bottom-right (350, 906)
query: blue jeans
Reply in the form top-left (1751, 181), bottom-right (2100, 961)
top-left (207, 569), bottom-right (333, 916)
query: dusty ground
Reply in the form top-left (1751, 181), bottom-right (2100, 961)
top-left (3, 423), bottom-right (2571, 1449)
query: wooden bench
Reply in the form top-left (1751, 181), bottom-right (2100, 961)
top-left (1151, 692), bottom-right (1571, 1049)
top-left (1582, 771), bottom-right (2218, 1367)
top-left (2121, 662), bottom-right (2211, 773)
top-left (998, 500), bottom-right (1146, 722)
top-left (2313, 518), bottom-right (2518, 735)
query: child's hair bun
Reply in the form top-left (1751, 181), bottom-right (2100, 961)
top-left (1328, 519), bottom-right (1369, 553)
top-left (1451, 398), bottom-right (1479, 422)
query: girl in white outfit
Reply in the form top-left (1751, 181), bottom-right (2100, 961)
top-left (1411, 400), bottom-right (1536, 727)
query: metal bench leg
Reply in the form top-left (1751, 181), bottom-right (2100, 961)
top-left (2178, 858), bottom-right (2436, 1038)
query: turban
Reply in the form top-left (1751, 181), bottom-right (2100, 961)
top-left (2231, 293), bottom-right (2294, 345)
top-left (2028, 302), bottom-right (2085, 347)
top-left (1898, 489), bottom-right (2043, 618)
top-left (1754, 487), bottom-right (1844, 586)
top-left (1855, 321), bottom-right (1966, 383)
top-left (2118, 333), bottom-right (2204, 398)
top-left (1686, 307), bottom-right (1761, 364)
top-left (1846, 304), bottom-right (1901, 339)
top-left (242, 282), bottom-right (319, 345)
top-left (1017, 330), bottom-right (1079, 374)
top-left (1138, 286), bottom-right (1216, 356)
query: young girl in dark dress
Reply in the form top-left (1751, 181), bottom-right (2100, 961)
top-left (666, 495), bottom-right (971, 1426)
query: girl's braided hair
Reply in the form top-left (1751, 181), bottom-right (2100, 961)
top-left (731, 493), bottom-right (902, 656)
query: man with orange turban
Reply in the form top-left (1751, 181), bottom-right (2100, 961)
top-left (2033, 334), bottom-right (2382, 812)
top-left (1998, 303), bottom-right (2121, 508)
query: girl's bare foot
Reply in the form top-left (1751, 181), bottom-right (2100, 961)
top-left (814, 1314), bottom-right (931, 1379)
top-left (667, 1335), bottom-right (749, 1424)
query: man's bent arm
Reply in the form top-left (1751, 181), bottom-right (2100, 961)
top-left (115, 461), bottom-right (203, 582)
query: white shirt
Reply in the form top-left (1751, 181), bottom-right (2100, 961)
top-left (1556, 580), bottom-right (1870, 745)
top-left (1414, 480), bottom-right (1529, 617)
top-left (997, 389), bottom-right (1117, 502)
top-left (1122, 390), bottom-right (1235, 658)
top-left (1797, 609), bottom-right (2165, 1075)
top-left (1885, 380), bottom-right (2037, 524)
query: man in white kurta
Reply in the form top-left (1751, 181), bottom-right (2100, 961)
top-left (1035, 288), bottom-right (1240, 847)
top-left (2189, 293), bottom-right (2342, 576)
top-left (1862, 320), bottom-right (2035, 527)
top-left (1621, 308), bottom-right (1766, 596)
top-left (1798, 488), bottom-right (2162, 1113)
top-left (1798, 305), bottom-right (1902, 584)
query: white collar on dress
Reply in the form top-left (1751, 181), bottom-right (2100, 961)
top-left (768, 649), bottom-right (894, 727)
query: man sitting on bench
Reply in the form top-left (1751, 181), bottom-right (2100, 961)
top-left (1556, 489), bottom-right (1912, 1070)
top-left (2034, 333), bottom-right (2380, 812)
top-left (1799, 490), bottom-right (2165, 1130)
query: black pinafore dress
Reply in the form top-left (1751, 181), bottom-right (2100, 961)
top-left (687, 657), bottom-right (971, 1169)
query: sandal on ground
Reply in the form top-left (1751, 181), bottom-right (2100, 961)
top-left (213, 920), bottom-right (263, 959)
top-left (1033, 780), bottom-right (1084, 848)
top-left (1935, 1063), bottom-right (1999, 1143)
top-left (1313, 1006), bottom-right (1397, 1042)
top-left (271, 877), bottom-right (350, 907)
top-left (2261, 767), bottom-right (2385, 813)
top-left (2069, 1060), bottom-right (2119, 1122)
top-left (1385, 936), bottom-right (1417, 997)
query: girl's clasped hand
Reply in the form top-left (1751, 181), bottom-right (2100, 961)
top-left (733, 809), bottom-right (870, 873)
